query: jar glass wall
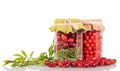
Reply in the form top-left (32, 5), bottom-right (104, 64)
top-left (54, 30), bottom-right (83, 61)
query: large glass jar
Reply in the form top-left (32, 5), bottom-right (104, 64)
top-left (49, 19), bottom-right (86, 61)
top-left (83, 19), bottom-right (104, 60)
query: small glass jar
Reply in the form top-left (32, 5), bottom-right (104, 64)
top-left (83, 19), bottom-right (104, 60)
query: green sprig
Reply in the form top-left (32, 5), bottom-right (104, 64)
top-left (3, 40), bottom-right (55, 67)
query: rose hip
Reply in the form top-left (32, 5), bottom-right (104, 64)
top-left (58, 61), bottom-right (63, 67)
top-left (83, 63), bottom-right (89, 68)
top-left (71, 61), bottom-right (77, 67)
top-left (61, 34), bottom-right (68, 42)
top-left (111, 59), bottom-right (116, 64)
top-left (63, 43), bottom-right (69, 48)
top-left (48, 63), bottom-right (56, 67)
top-left (68, 38), bottom-right (74, 43)
top-left (45, 60), bottom-right (50, 66)
top-left (91, 62), bottom-right (97, 67)
top-left (64, 63), bottom-right (70, 68)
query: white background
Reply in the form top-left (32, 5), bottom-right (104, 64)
top-left (0, 0), bottom-right (120, 71)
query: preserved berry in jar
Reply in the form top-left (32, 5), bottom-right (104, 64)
top-left (83, 19), bottom-right (104, 60)
top-left (55, 31), bottom-right (83, 60)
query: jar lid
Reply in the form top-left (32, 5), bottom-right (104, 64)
top-left (49, 19), bottom-right (87, 33)
top-left (83, 19), bottom-right (105, 31)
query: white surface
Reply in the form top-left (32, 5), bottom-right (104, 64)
top-left (0, 65), bottom-right (117, 71)
top-left (0, 0), bottom-right (120, 71)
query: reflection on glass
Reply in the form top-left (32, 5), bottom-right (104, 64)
top-left (2, 64), bottom-right (116, 71)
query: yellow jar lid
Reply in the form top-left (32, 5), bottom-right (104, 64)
top-left (49, 19), bottom-right (87, 33)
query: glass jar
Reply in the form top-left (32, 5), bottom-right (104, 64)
top-left (83, 19), bottom-right (104, 60)
top-left (50, 19), bottom-right (86, 61)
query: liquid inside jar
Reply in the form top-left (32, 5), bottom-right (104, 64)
top-left (55, 31), bottom-right (83, 61)
top-left (83, 30), bottom-right (102, 60)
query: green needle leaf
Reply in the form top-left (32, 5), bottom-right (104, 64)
top-left (14, 54), bottom-right (22, 57)
top-left (3, 60), bottom-right (11, 66)
top-left (30, 51), bottom-right (34, 58)
top-left (21, 50), bottom-right (27, 57)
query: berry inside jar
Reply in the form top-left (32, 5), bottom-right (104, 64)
top-left (83, 30), bottom-right (102, 60)
top-left (56, 31), bottom-right (83, 61)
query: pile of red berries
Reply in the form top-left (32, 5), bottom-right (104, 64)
top-left (45, 57), bottom-right (116, 68)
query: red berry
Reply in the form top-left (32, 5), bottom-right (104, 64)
top-left (78, 63), bottom-right (83, 67)
top-left (113, 59), bottom-right (116, 64)
top-left (57, 35), bottom-right (61, 40)
top-left (83, 33), bottom-right (87, 37)
top-left (54, 60), bottom-right (58, 65)
top-left (64, 63), bottom-right (70, 68)
top-left (71, 61), bottom-right (77, 67)
top-left (86, 54), bottom-right (89, 58)
top-left (92, 62), bottom-right (97, 67)
top-left (64, 59), bottom-right (71, 64)
top-left (57, 46), bottom-right (61, 50)
top-left (86, 43), bottom-right (90, 47)
top-left (89, 51), bottom-right (93, 55)
top-left (58, 61), bottom-right (63, 67)
top-left (61, 34), bottom-right (68, 42)
top-left (88, 39), bottom-right (92, 44)
top-left (77, 59), bottom-right (82, 63)
top-left (93, 50), bottom-right (97, 55)
top-left (107, 59), bottom-right (112, 65)
top-left (111, 59), bottom-right (116, 64)
top-left (57, 32), bottom-right (61, 36)
top-left (63, 43), bottom-right (69, 48)
top-left (87, 31), bottom-right (92, 36)
top-left (85, 50), bottom-right (89, 54)
top-left (87, 47), bottom-right (92, 51)
top-left (105, 60), bottom-right (111, 65)
top-left (99, 60), bottom-right (105, 66)
top-left (90, 36), bottom-right (94, 40)
top-left (48, 63), bottom-right (56, 67)
top-left (89, 60), bottom-right (94, 66)
top-left (63, 59), bottom-right (71, 68)
top-left (83, 63), bottom-right (89, 68)
top-left (83, 47), bottom-right (87, 51)
top-left (92, 33), bottom-right (96, 36)
top-left (69, 43), bottom-right (76, 47)
top-left (57, 41), bottom-right (62, 46)
top-left (93, 46), bottom-right (97, 50)
top-left (68, 38), bottom-right (74, 43)
top-left (92, 39), bottom-right (96, 43)
top-left (83, 40), bottom-right (87, 44)
top-left (45, 60), bottom-right (50, 66)
top-left (90, 43), bottom-right (94, 47)
top-left (84, 36), bottom-right (89, 40)
top-left (89, 55), bottom-right (93, 59)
